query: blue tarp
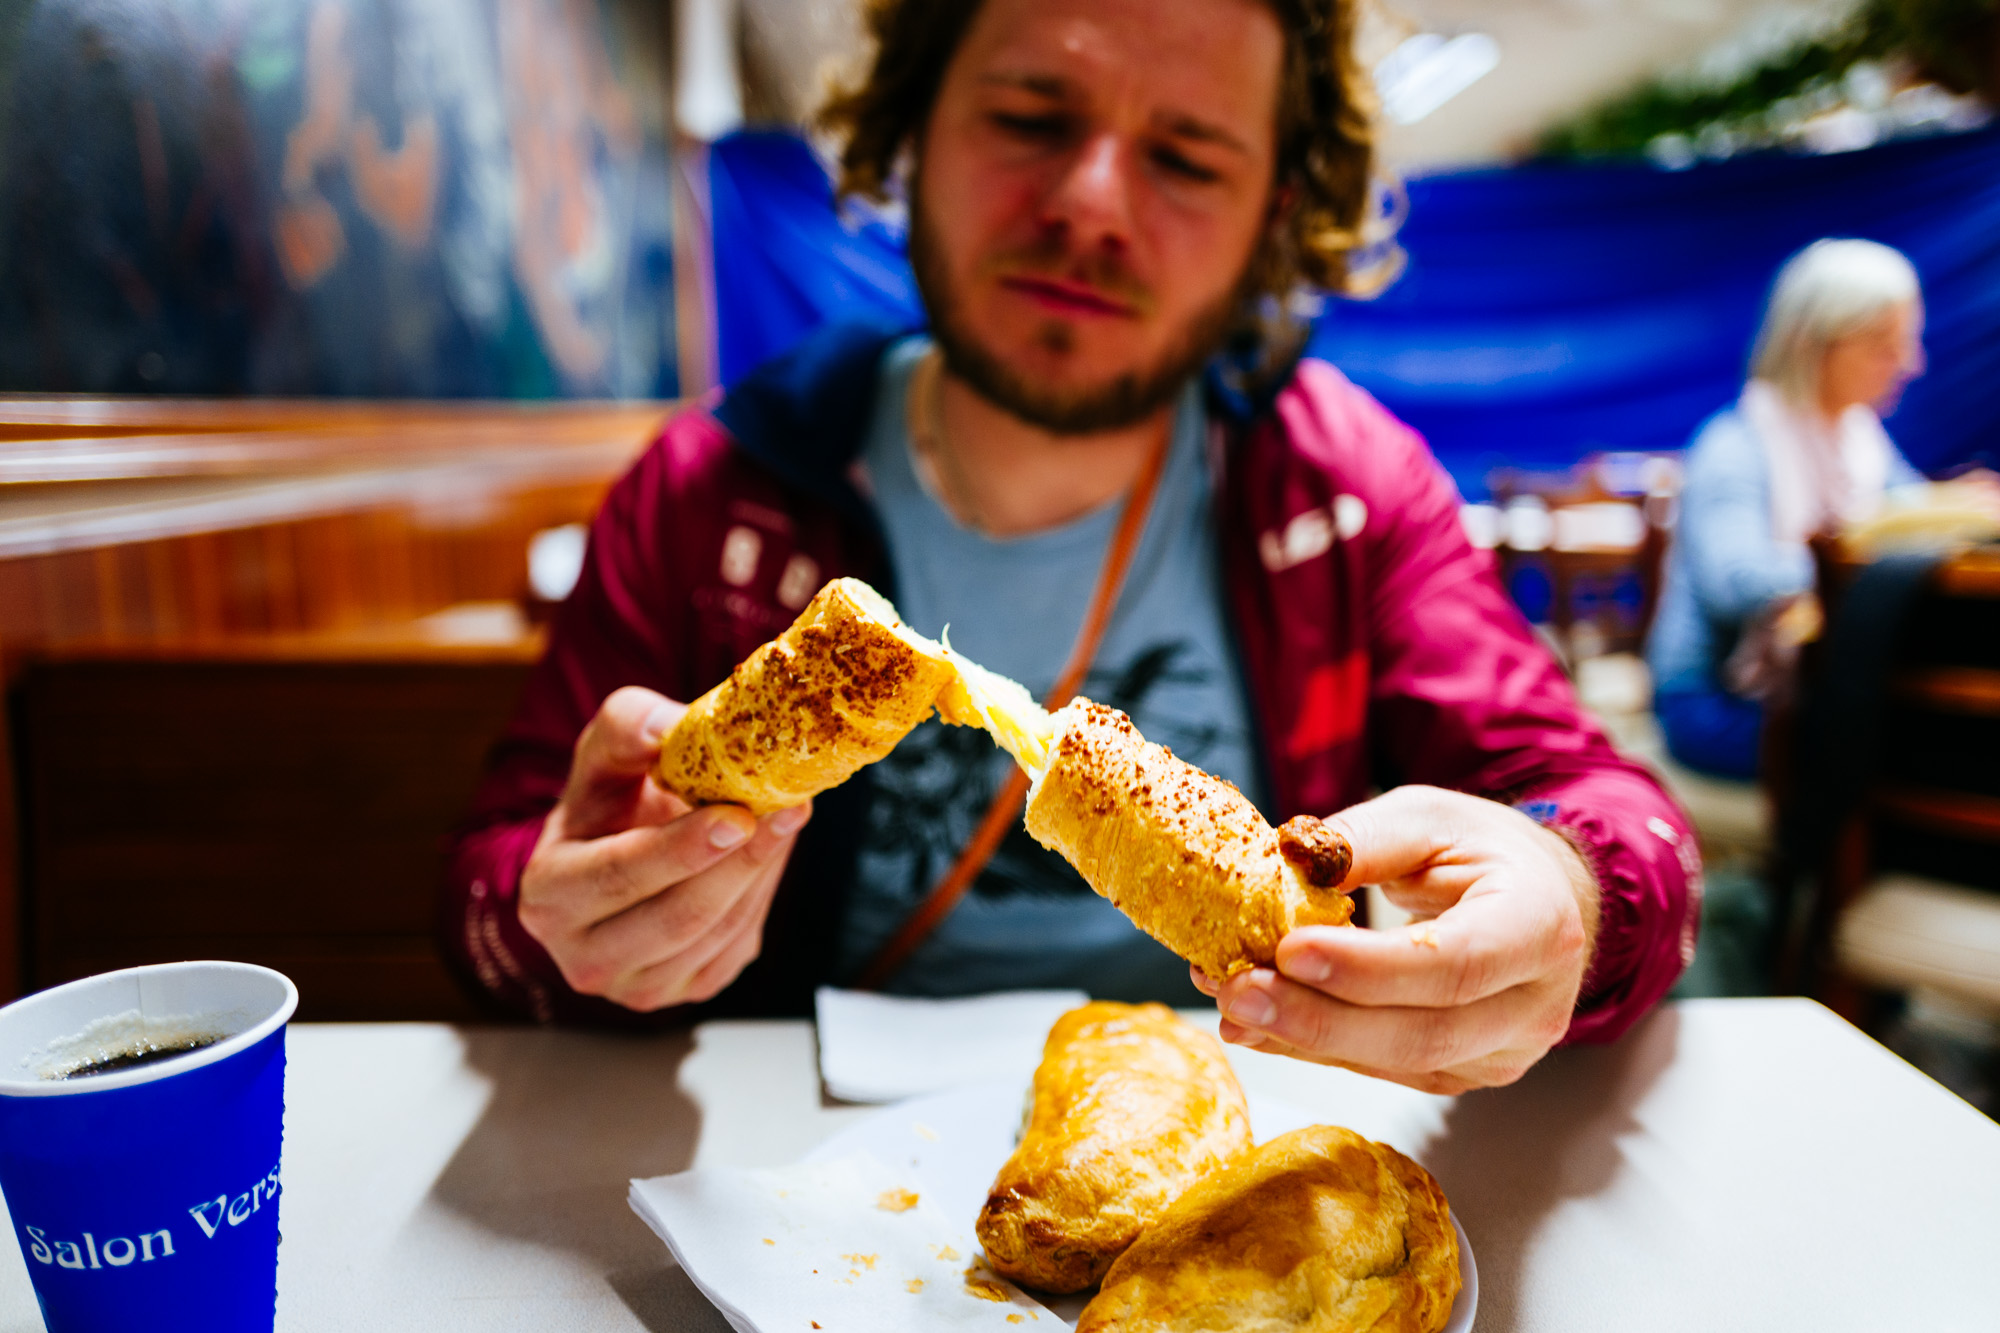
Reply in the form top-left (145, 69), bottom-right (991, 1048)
top-left (707, 126), bottom-right (2000, 497)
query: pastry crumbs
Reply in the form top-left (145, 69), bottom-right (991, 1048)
top-left (963, 1266), bottom-right (1008, 1301)
top-left (875, 1188), bottom-right (919, 1212)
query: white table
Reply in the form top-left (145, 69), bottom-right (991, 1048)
top-left (1, 999), bottom-right (1994, 1331)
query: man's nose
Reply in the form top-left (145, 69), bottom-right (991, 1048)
top-left (1041, 131), bottom-right (1135, 252)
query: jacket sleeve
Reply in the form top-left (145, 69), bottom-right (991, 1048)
top-left (1352, 404), bottom-right (1698, 1044)
top-left (440, 427), bottom-right (710, 1025)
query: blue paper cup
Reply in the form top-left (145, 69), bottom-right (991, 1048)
top-left (0, 961), bottom-right (297, 1332)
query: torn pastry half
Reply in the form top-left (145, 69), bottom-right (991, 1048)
top-left (1015, 700), bottom-right (1356, 980)
top-left (654, 577), bottom-right (1048, 815)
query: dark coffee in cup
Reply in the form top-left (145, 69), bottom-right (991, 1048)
top-left (50, 1034), bottom-right (225, 1080)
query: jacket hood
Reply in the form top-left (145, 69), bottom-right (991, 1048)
top-left (710, 317), bottom-right (914, 527)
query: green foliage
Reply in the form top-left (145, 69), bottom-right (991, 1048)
top-left (1535, 0), bottom-right (1997, 161)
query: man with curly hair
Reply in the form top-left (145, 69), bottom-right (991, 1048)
top-left (444, 0), bottom-right (1697, 1093)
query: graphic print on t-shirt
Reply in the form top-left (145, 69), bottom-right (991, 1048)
top-left (861, 639), bottom-right (1234, 904)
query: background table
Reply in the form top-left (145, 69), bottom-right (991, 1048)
top-left (1, 998), bottom-right (1994, 1331)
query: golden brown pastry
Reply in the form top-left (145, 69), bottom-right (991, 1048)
top-left (654, 578), bottom-right (965, 815)
top-left (1022, 701), bottom-right (1355, 978)
top-left (975, 1002), bottom-right (1251, 1294)
top-left (1077, 1125), bottom-right (1461, 1333)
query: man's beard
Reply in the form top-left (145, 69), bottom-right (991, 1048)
top-left (908, 190), bottom-right (1245, 436)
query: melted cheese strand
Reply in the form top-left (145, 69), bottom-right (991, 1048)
top-left (934, 628), bottom-right (1058, 779)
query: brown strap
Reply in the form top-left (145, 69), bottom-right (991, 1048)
top-left (854, 400), bottom-right (1176, 991)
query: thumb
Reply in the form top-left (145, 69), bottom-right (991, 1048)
top-left (564, 686), bottom-right (688, 834)
top-left (1318, 785), bottom-right (1457, 890)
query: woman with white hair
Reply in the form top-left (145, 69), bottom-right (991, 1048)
top-left (1646, 238), bottom-right (1927, 779)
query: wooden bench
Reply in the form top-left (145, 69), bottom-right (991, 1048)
top-left (0, 398), bottom-right (670, 1014)
top-left (10, 636), bottom-right (542, 1020)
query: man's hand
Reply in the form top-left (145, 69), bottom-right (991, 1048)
top-left (518, 686), bottom-right (812, 1012)
top-left (1192, 785), bottom-right (1599, 1094)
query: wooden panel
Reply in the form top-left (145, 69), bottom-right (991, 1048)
top-left (15, 653), bottom-right (536, 1020)
top-left (1891, 667), bottom-right (2000, 717)
top-left (1874, 785), bottom-right (2000, 844)
top-left (0, 399), bottom-right (673, 1013)
top-left (0, 396), bottom-right (669, 437)
top-left (1934, 548), bottom-right (2000, 599)
top-left (0, 400), bottom-right (680, 1014)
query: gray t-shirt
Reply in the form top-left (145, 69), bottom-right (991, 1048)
top-left (836, 337), bottom-right (1262, 1001)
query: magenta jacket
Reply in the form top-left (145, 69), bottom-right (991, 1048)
top-left (443, 324), bottom-right (1699, 1039)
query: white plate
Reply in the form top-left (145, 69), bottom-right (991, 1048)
top-left (805, 1079), bottom-right (1477, 1331)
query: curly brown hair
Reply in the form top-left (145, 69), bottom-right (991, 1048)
top-left (818, 0), bottom-right (1389, 301)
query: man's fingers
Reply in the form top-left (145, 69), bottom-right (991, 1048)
top-left (571, 807), bottom-right (807, 969)
top-left (1214, 1021), bottom-right (1498, 1095)
top-left (575, 686), bottom-right (685, 781)
top-left (662, 868), bottom-right (785, 1005)
top-left (557, 843), bottom-right (765, 996)
top-left (561, 804), bottom-right (759, 922)
top-left (565, 687), bottom-right (689, 836)
top-left (1215, 966), bottom-right (1566, 1077)
top-left (606, 831), bottom-right (797, 1009)
top-left (608, 856), bottom-right (785, 1008)
top-left (1319, 785), bottom-right (1460, 889)
top-left (1274, 885), bottom-right (1566, 1008)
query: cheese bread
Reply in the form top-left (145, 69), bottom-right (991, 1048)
top-left (1022, 701), bottom-right (1355, 978)
top-left (655, 578), bottom-right (1014, 814)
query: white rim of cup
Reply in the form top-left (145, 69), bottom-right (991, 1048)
top-left (0, 961), bottom-right (300, 1097)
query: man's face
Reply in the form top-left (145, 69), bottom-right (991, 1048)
top-left (911, 0), bottom-right (1284, 433)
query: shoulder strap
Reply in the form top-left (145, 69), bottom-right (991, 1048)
top-left (853, 412), bottom-right (1177, 991)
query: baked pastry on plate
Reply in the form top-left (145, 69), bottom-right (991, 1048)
top-left (975, 1002), bottom-right (1251, 1294)
top-left (1077, 1124), bottom-right (1461, 1332)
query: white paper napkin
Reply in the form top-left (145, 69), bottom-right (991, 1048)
top-left (814, 987), bottom-right (1088, 1104)
top-left (629, 1151), bottom-right (1056, 1333)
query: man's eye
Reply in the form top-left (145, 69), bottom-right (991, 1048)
top-left (1152, 148), bottom-right (1219, 183)
top-left (992, 112), bottom-right (1068, 140)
